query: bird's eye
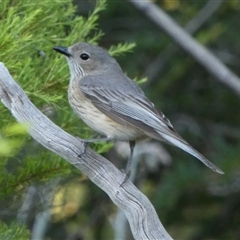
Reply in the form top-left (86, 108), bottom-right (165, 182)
top-left (80, 53), bottom-right (89, 60)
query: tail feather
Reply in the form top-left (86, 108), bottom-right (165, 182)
top-left (160, 133), bottom-right (224, 174)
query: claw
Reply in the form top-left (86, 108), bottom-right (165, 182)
top-left (77, 141), bottom-right (89, 158)
top-left (120, 169), bottom-right (131, 187)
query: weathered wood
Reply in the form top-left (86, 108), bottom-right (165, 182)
top-left (0, 62), bottom-right (173, 240)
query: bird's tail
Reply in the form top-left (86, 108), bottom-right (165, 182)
top-left (159, 132), bottom-right (224, 174)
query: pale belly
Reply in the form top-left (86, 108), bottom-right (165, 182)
top-left (68, 82), bottom-right (145, 141)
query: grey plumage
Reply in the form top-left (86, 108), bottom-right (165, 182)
top-left (53, 42), bottom-right (224, 175)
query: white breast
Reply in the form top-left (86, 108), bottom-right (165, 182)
top-left (68, 78), bottom-right (144, 141)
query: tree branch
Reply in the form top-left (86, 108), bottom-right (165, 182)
top-left (143, 0), bottom-right (225, 85)
top-left (0, 62), bottom-right (172, 240)
top-left (129, 0), bottom-right (240, 97)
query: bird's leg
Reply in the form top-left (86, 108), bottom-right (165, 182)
top-left (121, 140), bottom-right (135, 185)
top-left (77, 137), bottom-right (113, 158)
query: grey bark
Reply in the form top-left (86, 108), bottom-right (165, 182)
top-left (0, 62), bottom-right (173, 240)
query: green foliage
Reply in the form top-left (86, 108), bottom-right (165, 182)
top-left (108, 42), bottom-right (136, 56)
top-left (133, 76), bottom-right (148, 85)
top-left (0, 221), bottom-right (30, 240)
top-left (0, 0), bottom-right (134, 133)
top-left (0, 151), bottom-right (71, 199)
top-left (0, 0), bottom-right (106, 120)
top-left (0, 0), bottom-right (94, 199)
top-left (1, 0), bottom-right (240, 239)
top-left (0, 0), bottom-right (137, 237)
top-left (0, 123), bottom-right (28, 157)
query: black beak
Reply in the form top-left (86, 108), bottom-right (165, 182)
top-left (53, 46), bottom-right (72, 57)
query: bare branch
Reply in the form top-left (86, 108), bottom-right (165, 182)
top-left (0, 62), bottom-right (172, 240)
top-left (184, 0), bottom-right (224, 33)
top-left (129, 0), bottom-right (240, 97)
top-left (17, 186), bottom-right (37, 224)
top-left (144, 0), bottom-right (225, 84)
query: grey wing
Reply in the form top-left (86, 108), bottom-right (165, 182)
top-left (80, 74), bottom-right (175, 139)
top-left (80, 75), bottom-right (223, 174)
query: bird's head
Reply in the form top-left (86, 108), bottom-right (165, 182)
top-left (53, 42), bottom-right (120, 78)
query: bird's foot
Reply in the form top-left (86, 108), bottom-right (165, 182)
top-left (77, 137), bottom-right (112, 158)
top-left (77, 140), bottom-right (89, 158)
top-left (120, 169), bottom-right (131, 187)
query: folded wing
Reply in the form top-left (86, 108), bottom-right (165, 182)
top-left (80, 74), bottom-right (223, 174)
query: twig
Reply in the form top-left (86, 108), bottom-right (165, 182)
top-left (129, 0), bottom-right (240, 97)
top-left (144, 0), bottom-right (225, 84)
top-left (184, 0), bottom-right (224, 33)
top-left (17, 185), bottom-right (37, 224)
top-left (31, 179), bottom-right (60, 240)
top-left (0, 62), bottom-right (172, 240)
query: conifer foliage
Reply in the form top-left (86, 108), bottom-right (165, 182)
top-left (0, 1), bottom-right (136, 238)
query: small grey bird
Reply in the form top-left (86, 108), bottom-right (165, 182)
top-left (53, 42), bottom-right (223, 182)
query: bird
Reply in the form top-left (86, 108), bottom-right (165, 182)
top-left (53, 42), bottom-right (223, 183)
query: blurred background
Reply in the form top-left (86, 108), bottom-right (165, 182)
top-left (1, 0), bottom-right (240, 239)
